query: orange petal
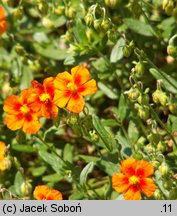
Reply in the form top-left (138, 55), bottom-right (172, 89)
top-left (124, 185), bottom-right (141, 200)
top-left (139, 178), bottom-right (156, 197)
top-left (54, 90), bottom-right (71, 108)
top-left (41, 103), bottom-right (58, 118)
top-left (0, 158), bottom-right (6, 171)
top-left (22, 115), bottom-right (41, 134)
top-left (71, 66), bottom-right (90, 86)
top-left (4, 114), bottom-right (24, 131)
top-left (0, 142), bottom-right (6, 157)
top-left (31, 80), bottom-right (43, 90)
top-left (43, 77), bottom-right (55, 96)
top-left (0, 6), bottom-right (5, 21)
top-left (120, 158), bottom-right (137, 177)
top-left (67, 93), bottom-right (85, 113)
top-left (55, 71), bottom-right (72, 90)
top-left (46, 189), bottom-right (63, 200)
top-left (33, 185), bottom-right (50, 200)
top-left (112, 173), bottom-right (129, 193)
top-left (3, 95), bottom-right (22, 114)
top-left (20, 89), bottom-right (34, 104)
top-left (0, 20), bottom-right (6, 35)
top-left (78, 79), bottom-right (97, 96)
top-left (136, 160), bottom-right (154, 178)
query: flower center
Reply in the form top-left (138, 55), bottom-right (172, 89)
top-left (129, 175), bottom-right (140, 185)
top-left (67, 82), bottom-right (77, 92)
top-left (20, 104), bottom-right (30, 115)
top-left (39, 93), bottom-right (50, 102)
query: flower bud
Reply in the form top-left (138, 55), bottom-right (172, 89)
top-left (101, 19), bottom-right (111, 31)
top-left (65, 7), bottom-right (75, 18)
top-left (135, 62), bottom-right (145, 78)
top-left (89, 130), bottom-right (99, 142)
top-left (15, 44), bottom-right (26, 55)
top-left (105, 0), bottom-right (120, 9)
top-left (107, 28), bottom-right (118, 43)
top-left (138, 106), bottom-right (150, 121)
top-left (151, 160), bottom-right (160, 170)
top-left (42, 17), bottom-right (55, 28)
top-left (163, 180), bottom-right (173, 190)
top-left (168, 103), bottom-right (177, 114)
top-left (144, 143), bottom-right (155, 154)
top-left (67, 115), bottom-right (78, 125)
top-left (93, 19), bottom-right (102, 31)
top-left (126, 88), bottom-right (140, 101)
top-left (167, 34), bottom-right (177, 57)
top-left (3, 157), bottom-right (12, 170)
top-left (21, 181), bottom-right (32, 196)
top-left (2, 82), bottom-right (12, 98)
top-left (127, 1), bottom-right (142, 17)
top-left (157, 141), bottom-right (166, 152)
top-left (159, 162), bottom-right (169, 177)
top-left (54, 6), bottom-right (65, 15)
top-left (137, 94), bottom-right (149, 105)
top-left (123, 41), bottom-right (134, 57)
top-left (154, 189), bottom-right (163, 199)
top-left (38, 2), bottom-right (48, 15)
top-left (162, 0), bottom-right (174, 16)
top-left (13, 7), bottom-right (24, 20)
top-left (152, 90), bottom-right (168, 106)
top-left (84, 14), bottom-right (94, 26)
top-left (2, 0), bottom-right (20, 7)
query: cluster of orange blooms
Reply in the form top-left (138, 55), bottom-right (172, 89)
top-left (33, 158), bottom-right (156, 200)
top-left (3, 66), bottom-right (97, 134)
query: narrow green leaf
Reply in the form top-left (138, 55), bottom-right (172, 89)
top-left (42, 173), bottom-right (64, 182)
top-left (73, 20), bottom-right (88, 44)
top-left (80, 162), bottom-right (94, 187)
top-left (98, 82), bottom-right (118, 99)
top-left (124, 18), bottom-right (155, 37)
top-left (12, 144), bottom-right (35, 153)
top-left (117, 93), bottom-right (128, 121)
top-left (150, 68), bottom-right (177, 93)
top-left (32, 166), bottom-right (46, 177)
top-left (13, 171), bottom-right (24, 196)
top-left (39, 150), bottom-right (64, 173)
top-left (92, 115), bottom-right (116, 152)
top-left (63, 143), bottom-right (74, 163)
top-left (110, 38), bottom-right (126, 63)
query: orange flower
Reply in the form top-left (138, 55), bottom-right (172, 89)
top-left (29, 77), bottom-right (58, 118)
top-left (112, 158), bottom-right (156, 200)
top-left (0, 6), bottom-right (6, 35)
top-left (0, 141), bottom-right (6, 171)
top-left (54, 65), bottom-right (97, 113)
top-left (3, 89), bottom-right (41, 134)
top-left (33, 185), bottom-right (63, 200)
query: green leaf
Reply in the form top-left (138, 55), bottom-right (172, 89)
top-left (38, 150), bottom-right (64, 173)
top-left (150, 68), bottom-right (177, 93)
top-left (69, 191), bottom-right (84, 200)
top-left (92, 115), bottom-right (116, 152)
top-left (13, 171), bottom-right (24, 196)
top-left (12, 144), bottom-right (36, 153)
top-left (124, 18), bottom-right (155, 37)
top-left (117, 93), bottom-right (128, 121)
top-left (20, 66), bottom-right (33, 89)
top-left (42, 173), bottom-right (64, 182)
top-left (32, 166), bottom-right (47, 177)
top-left (33, 43), bottom-right (68, 60)
top-left (98, 82), bottom-right (118, 99)
top-left (110, 38), bottom-right (126, 63)
top-left (63, 143), bottom-right (74, 163)
top-left (80, 162), bottom-right (94, 187)
top-left (128, 120), bottom-right (139, 143)
top-left (73, 20), bottom-right (88, 44)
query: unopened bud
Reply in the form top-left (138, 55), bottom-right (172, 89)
top-left (54, 6), bottom-right (65, 15)
top-left (105, 0), bottom-right (120, 9)
top-left (168, 103), bottom-right (177, 114)
top-left (135, 62), bottom-right (145, 78)
top-left (21, 181), bottom-right (32, 196)
top-left (159, 162), bottom-right (169, 177)
top-left (38, 2), bottom-right (48, 15)
top-left (167, 34), bottom-right (177, 57)
top-left (15, 44), bottom-right (26, 55)
top-left (93, 19), bottom-right (102, 31)
top-left (101, 19), bottom-right (111, 31)
top-left (13, 7), bottom-right (24, 20)
top-left (84, 14), bottom-right (94, 26)
top-left (162, 0), bottom-right (174, 16)
top-left (89, 130), bottom-right (99, 142)
top-left (157, 141), bottom-right (166, 152)
top-left (126, 88), bottom-right (140, 100)
top-left (42, 18), bottom-right (55, 28)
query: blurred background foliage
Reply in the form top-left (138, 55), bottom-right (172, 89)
top-left (0, 0), bottom-right (177, 200)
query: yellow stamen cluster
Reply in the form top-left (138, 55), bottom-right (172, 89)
top-left (129, 175), bottom-right (140, 185)
top-left (20, 104), bottom-right (30, 114)
top-left (39, 93), bottom-right (50, 102)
